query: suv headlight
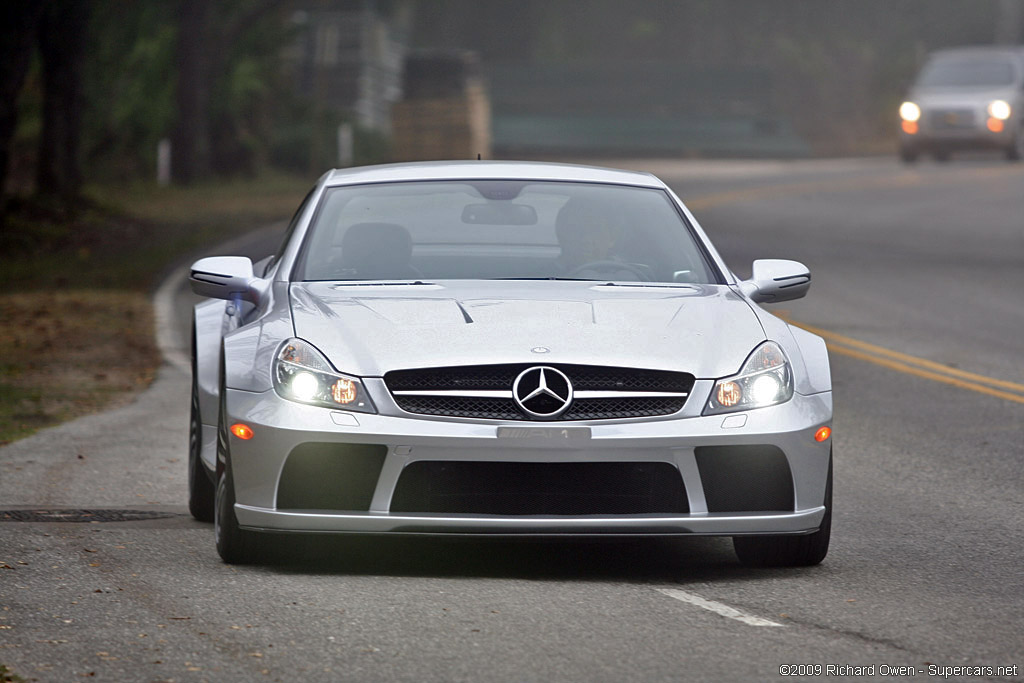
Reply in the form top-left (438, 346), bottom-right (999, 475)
top-left (273, 339), bottom-right (376, 413)
top-left (704, 341), bottom-right (793, 415)
top-left (988, 100), bottom-right (1011, 121)
top-left (899, 101), bottom-right (921, 122)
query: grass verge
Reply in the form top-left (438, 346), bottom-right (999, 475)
top-left (0, 663), bottom-right (27, 683)
top-left (0, 171), bottom-right (311, 445)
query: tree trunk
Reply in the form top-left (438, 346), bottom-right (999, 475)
top-left (171, 0), bottom-right (211, 184)
top-left (0, 1), bottom-right (49, 199)
top-left (36, 0), bottom-right (90, 203)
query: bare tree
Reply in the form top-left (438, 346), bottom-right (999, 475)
top-left (0, 1), bottom-right (50, 199)
top-left (36, 0), bottom-right (91, 202)
top-left (995, 0), bottom-right (1024, 44)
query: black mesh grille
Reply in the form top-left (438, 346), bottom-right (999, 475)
top-left (393, 396), bottom-right (523, 421)
top-left (385, 364), bottom-right (694, 421)
top-left (390, 461), bottom-right (689, 515)
top-left (565, 397), bottom-right (687, 420)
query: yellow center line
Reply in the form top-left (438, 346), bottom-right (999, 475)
top-left (823, 343), bottom-right (1024, 406)
top-left (680, 164), bottom-right (1024, 405)
top-left (786, 319), bottom-right (1024, 395)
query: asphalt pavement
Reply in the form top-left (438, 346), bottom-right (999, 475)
top-left (1, 157), bottom-right (1021, 682)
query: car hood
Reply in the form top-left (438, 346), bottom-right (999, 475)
top-left (289, 281), bottom-right (765, 378)
top-left (908, 85), bottom-right (1019, 108)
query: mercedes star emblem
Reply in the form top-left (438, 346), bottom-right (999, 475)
top-left (512, 366), bottom-right (573, 419)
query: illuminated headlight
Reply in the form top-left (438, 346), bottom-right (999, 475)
top-left (899, 101), bottom-right (921, 122)
top-left (704, 341), bottom-right (794, 415)
top-left (273, 339), bottom-right (375, 413)
top-left (987, 100), bottom-right (1011, 121)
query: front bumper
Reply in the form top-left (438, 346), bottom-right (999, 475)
top-left (900, 115), bottom-right (1016, 150)
top-left (224, 379), bottom-right (833, 537)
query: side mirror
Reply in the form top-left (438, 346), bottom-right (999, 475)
top-left (189, 256), bottom-right (266, 303)
top-left (739, 259), bottom-right (810, 303)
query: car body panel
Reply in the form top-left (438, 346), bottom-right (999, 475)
top-left (224, 385), bottom-right (831, 534)
top-left (289, 280), bottom-right (766, 380)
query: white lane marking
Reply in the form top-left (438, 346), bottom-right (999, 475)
top-left (154, 264), bottom-right (191, 375)
top-left (655, 588), bottom-right (785, 627)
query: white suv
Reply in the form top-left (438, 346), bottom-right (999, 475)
top-left (898, 46), bottom-right (1024, 162)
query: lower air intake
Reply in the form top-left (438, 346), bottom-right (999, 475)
top-left (389, 461), bottom-right (688, 515)
top-left (276, 443), bottom-right (386, 511)
top-left (694, 445), bottom-right (794, 513)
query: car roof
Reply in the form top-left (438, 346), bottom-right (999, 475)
top-left (927, 45), bottom-right (1024, 61)
top-left (323, 160), bottom-right (664, 188)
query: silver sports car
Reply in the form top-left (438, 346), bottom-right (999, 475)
top-left (187, 161), bottom-right (833, 567)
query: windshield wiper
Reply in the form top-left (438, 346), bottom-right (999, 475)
top-left (489, 276), bottom-right (598, 281)
top-left (327, 280), bottom-right (436, 286)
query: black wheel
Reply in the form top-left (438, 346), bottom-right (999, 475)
top-left (213, 362), bottom-right (261, 564)
top-left (188, 344), bottom-right (215, 522)
top-left (932, 149), bottom-right (951, 163)
top-left (898, 146), bottom-right (918, 164)
top-left (1006, 125), bottom-right (1023, 161)
top-left (733, 451), bottom-right (832, 567)
top-left (214, 460), bottom-right (261, 564)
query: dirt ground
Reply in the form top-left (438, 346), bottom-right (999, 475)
top-left (0, 291), bottom-right (159, 445)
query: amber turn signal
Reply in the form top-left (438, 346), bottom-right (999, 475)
top-left (814, 426), bottom-right (831, 442)
top-left (230, 423), bottom-right (254, 440)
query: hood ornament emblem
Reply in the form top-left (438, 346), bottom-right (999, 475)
top-left (513, 366), bottom-right (573, 419)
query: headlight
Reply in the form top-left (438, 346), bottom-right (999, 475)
top-left (273, 339), bottom-right (376, 413)
top-left (899, 101), bottom-right (921, 122)
top-left (704, 341), bottom-right (794, 415)
top-left (987, 100), bottom-right (1011, 121)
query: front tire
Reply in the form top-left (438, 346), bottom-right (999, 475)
top-left (188, 353), bottom-right (215, 522)
top-left (898, 145), bottom-right (918, 164)
top-left (213, 362), bottom-right (260, 564)
top-left (214, 460), bottom-right (260, 564)
top-left (1006, 124), bottom-right (1023, 161)
top-left (733, 451), bottom-right (832, 567)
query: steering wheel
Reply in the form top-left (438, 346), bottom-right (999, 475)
top-left (565, 260), bottom-right (652, 281)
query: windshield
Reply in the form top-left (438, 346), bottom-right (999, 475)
top-left (293, 180), bottom-right (720, 284)
top-left (916, 56), bottom-right (1017, 88)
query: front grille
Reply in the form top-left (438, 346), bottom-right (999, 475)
top-left (929, 108), bottom-right (976, 130)
top-left (385, 363), bottom-right (694, 421)
top-left (389, 461), bottom-right (689, 515)
top-left (391, 396), bottom-right (524, 420)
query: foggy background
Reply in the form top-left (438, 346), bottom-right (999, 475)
top-left (3, 0), bottom-right (1024, 202)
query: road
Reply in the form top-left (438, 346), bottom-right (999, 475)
top-left (1, 158), bottom-right (1022, 682)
